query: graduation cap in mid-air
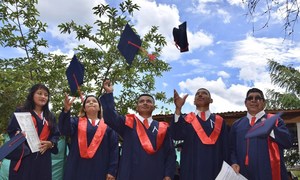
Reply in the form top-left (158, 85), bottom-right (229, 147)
top-left (173, 21), bottom-right (189, 52)
top-left (245, 112), bottom-right (283, 139)
top-left (66, 55), bottom-right (84, 102)
top-left (118, 23), bottom-right (155, 65)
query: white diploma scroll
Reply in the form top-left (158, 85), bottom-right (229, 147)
top-left (216, 161), bottom-right (247, 180)
top-left (14, 112), bottom-right (40, 153)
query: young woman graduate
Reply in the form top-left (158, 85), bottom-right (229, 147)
top-left (7, 83), bottom-right (60, 180)
top-left (58, 93), bottom-right (119, 180)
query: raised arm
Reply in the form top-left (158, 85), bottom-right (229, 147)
top-left (174, 89), bottom-right (188, 115)
top-left (100, 79), bottom-right (126, 136)
top-left (58, 93), bottom-right (76, 136)
top-left (170, 89), bottom-right (189, 140)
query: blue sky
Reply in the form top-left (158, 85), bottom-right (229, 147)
top-left (3, 0), bottom-right (300, 114)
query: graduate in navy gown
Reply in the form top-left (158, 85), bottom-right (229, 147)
top-left (59, 94), bottom-right (119, 180)
top-left (170, 88), bottom-right (229, 180)
top-left (229, 88), bottom-right (293, 180)
top-left (100, 79), bottom-right (175, 180)
top-left (7, 83), bottom-right (60, 180)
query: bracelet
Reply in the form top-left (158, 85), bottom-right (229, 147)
top-left (50, 141), bottom-right (54, 149)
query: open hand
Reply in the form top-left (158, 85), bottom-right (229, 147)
top-left (103, 79), bottom-right (113, 93)
top-left (63, 93), bottom-right (76, 112)
top-left (174, 89), bottom-right (188, 109)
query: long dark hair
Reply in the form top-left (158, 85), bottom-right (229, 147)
top-left (20, 83), bottom-right (54, 128)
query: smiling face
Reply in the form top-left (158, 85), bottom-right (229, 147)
top-left (194, 88), bottom-right (212, 109)
top-left (33, 88), bottom-right (49, 109)
top-left (136, 95), bottom-right (155, 117)
top-left (245, 92), bottom-right (266, 115)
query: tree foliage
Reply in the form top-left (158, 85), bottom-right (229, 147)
top-left (0, 0), bottom-right (172, 132)
top-left (284, 147), bottom-right (300, 167)
top-left (58, 0), bottom-right (172, 115)
top-left (266, 59), bottom-right (300, 168)
top-left (0, 0), bottom-right (67, 132)
top-left (265, 59), bottom-right (300, 109)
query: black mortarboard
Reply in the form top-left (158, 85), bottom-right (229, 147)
top-left (245, 112), bottom-right (283, 139)
top-left (117, 24), bottom-right (156, 65)
top-left (66, 55), bottom-right (85, 94)
top-left (173, 21), bottom-right (189, 52)
top-left (118, 23), bottom-right (142, 65)
top-left (0, 133), bottom-right (29, 161)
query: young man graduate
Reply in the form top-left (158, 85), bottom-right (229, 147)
top-left (229, 88), bottom-right (292, 180)
top-left (100, 79), bottom-right (175, 180)
top-left (170, 88), bottom-right (229, 180)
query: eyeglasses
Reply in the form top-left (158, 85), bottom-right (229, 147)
top-left (246, 96), bottom-right (263, 101)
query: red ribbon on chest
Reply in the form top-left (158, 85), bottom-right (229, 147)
top-left (32, 116), bottom-right (50, 141)
top-left (267, 114), bottom-right (281, 180)
top-left (184, 113), bottom-right (223, 144)
top-left (125, 114), bottom-right (168, 154)
top-left (78, 117), bottom-right (107, 159)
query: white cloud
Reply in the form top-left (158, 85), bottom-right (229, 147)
top-left (226, 0), bottom-right (246, 8)
top-left (224, 35), bottom-right (300, 85)
top-left (38, 0), bottom-right (216, 62)
top-left (191, 3), bottom-right (211, 15)
top-left (218, 71), bottom-right (230, 78)
top-left (162, 82), bottom-right (168, 88)
top-left (208, 50), bottom-right (215, 56)
top-left (187, 0), bottom-right (233, 24)
top-left (217, 9), bottom-right (231, 24)
top-left (174, 58), bottom-right (217, 77)
top-left (176, 77), bottom-right (248, 113)
top-left (189, 30), bottom-right (214, 50)
top-left (130, 0), bottom-right (214, 62)
top-left (37, 0), bottom-right (105, 26)
top-left (183, 59), bottom-right (203, 66)
top-left (36, 0), bottom-right (107, 54)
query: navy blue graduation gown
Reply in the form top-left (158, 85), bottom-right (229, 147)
top-left (58, 111), bottom-right (119, 180)
top-left (229, 114), bottom-right (292, 180)
top-left (100, 93), bottom-right (176, 180)
top-left (170, 113), bottom-right (229, 180)
top-left (7, 110), bottom-right (60, 180)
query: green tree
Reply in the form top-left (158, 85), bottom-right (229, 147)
top-left (0, 0), bottom-right (172, 132)
top-left (266, 59), bottom-right (300, 109)
top-left (266, 59), bottom-right (300, 168)
top-left (0, 0), bottom-right (68, 132)
top-left (58, 0), bottom-right (172, 115)
top-left (0, 1), bottom-right (81, 132)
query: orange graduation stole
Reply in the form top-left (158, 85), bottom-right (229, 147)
top-left (14, 115), bottom-right (51, 172)
top-left (32, 115), bottom-right (50, 141)
top-left (78, 117), bottom-right (107, 159)
top-left (266, 114), bottom-right (281, 180)
top-left (125, 114), bottom-right (168, 154)
top-left (184, 112), bottom-right (223, 144)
